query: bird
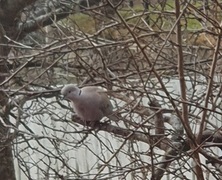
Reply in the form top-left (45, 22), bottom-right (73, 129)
top-left (61, 84), bottom-right (114, 124)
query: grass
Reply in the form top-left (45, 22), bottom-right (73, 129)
top-left (68, 4), bottom-right (197, 30)
top-left (185, 17), bottom-right (202, 30)
top-left (63, 1), bottom-right (221, 45)
top-left (67, 13), bottom-right (96, 34)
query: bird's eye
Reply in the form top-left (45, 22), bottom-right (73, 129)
top-left (68, 91), bottom-right (71, 93)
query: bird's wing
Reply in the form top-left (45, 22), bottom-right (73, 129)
top-left (81, 86), bottom-right (104, 93)
top-left (97, 91), bottom-right (113, 115)
top-left (82, 86), bottom-right (113, 115)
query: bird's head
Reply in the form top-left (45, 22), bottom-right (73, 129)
top-left (61, 84), bottom-right (81, 101)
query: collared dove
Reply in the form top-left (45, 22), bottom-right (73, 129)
top-left (61, 84), bottom-right (114, 123)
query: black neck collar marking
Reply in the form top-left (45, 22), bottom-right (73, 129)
top-left (79, 89), bottom-right (82, 96)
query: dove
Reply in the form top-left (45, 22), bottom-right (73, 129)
top-left (61, 84), bottom-right (114, 123)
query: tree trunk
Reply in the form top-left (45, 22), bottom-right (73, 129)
top-left (0, 24), bottom-right (16, 180)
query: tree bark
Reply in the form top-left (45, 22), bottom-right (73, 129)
top-left (0, 25), bottom-right (16, 180)
top-left (0, 1), bottom-right (38, 179)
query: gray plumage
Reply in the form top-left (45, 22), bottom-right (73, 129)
top-left (61, 84), bottom-right (113, 122)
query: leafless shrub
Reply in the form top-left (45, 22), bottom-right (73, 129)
top-left (0, 0), bottom-right (222, 179)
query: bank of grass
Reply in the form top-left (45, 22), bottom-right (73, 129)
top-left (66, 2), bottom-right (219, 44)
top-left (67, 13), bottom-right (96, 34)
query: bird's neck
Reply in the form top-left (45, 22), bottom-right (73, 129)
top-left (70, 89), bottom-right (82, 102)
